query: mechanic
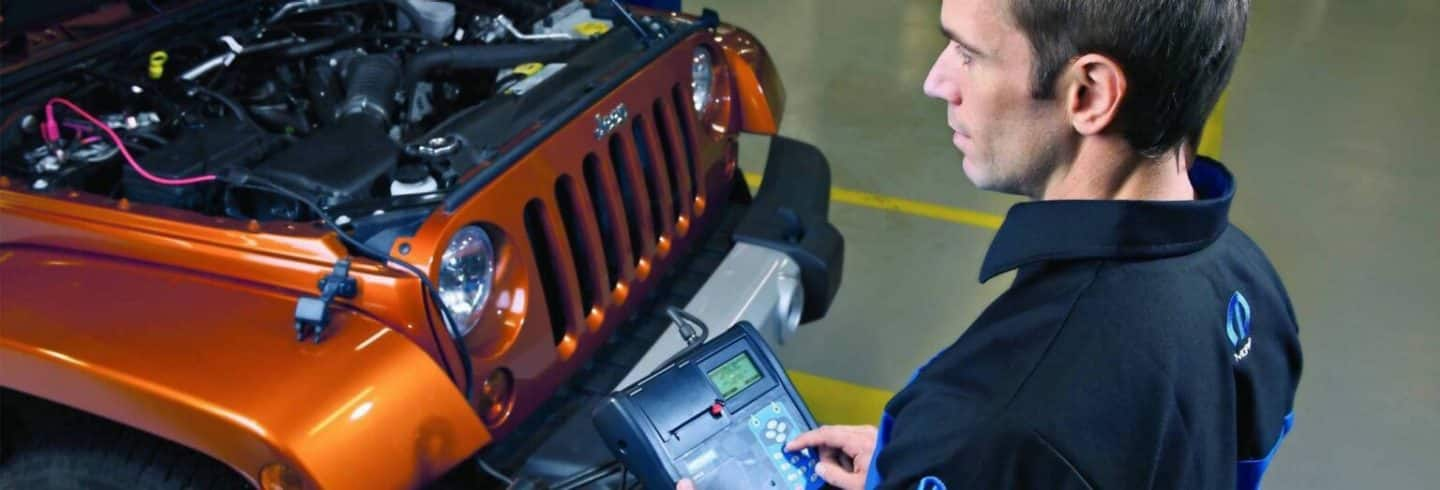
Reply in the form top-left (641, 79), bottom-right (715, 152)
top-left (680, 0), bottom-right (1302, 488)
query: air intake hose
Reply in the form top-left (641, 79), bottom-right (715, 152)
top-left (402, 42), bottom-right (580, 114)
top-left (341, 54), bottom-right (402, 124)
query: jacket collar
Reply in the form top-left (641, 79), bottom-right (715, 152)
top-left (979, 157), bottom-right (1235, 283)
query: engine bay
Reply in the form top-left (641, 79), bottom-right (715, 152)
top-left (0, 0), bottom-right (669, 222)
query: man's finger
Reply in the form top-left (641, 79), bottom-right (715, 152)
top-left (785, 427), bottom-right (826, 451)
top-left (786, 425), bottom-right (846, 451)
top-left (788, 426), bottom-right (875, 460)
top-left (676, 479), bottom-right (695, 490)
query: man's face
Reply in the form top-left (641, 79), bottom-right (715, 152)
top-left (924, 0), bottom-right (1070, 198)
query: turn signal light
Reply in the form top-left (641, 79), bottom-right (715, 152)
top-left (260, 463), bottom-right (303, 490)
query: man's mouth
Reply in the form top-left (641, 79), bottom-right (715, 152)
top-left (951, 128), bottom-right (970, 151)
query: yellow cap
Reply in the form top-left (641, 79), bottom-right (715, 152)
top-left (513, 62), bottom-right (545, 77)
top-left (574, 21), bottom-right (611, 37)
top-left (148, 51), bottom-right (168, 80)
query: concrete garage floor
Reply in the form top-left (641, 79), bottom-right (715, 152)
top-left (694, 0), bottom-right (1440, 487)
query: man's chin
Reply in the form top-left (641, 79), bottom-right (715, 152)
top-left (961, 157), bottom-right (990, 189)
top-left (963, 158), bottom-right (1027, 196)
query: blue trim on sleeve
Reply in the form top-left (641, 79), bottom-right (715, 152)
top-left (867, 347), bottom-right (948, 489)
top-left (1236, 412), bottom-right (1295, 490)
top-left (864, 411), bottom-right (894, 490)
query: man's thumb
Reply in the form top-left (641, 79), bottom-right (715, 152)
top-left (814, 461), bottom-right (840, 480)
top-left (813, 461), bottom-right (865, 489)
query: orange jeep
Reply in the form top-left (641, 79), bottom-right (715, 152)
top-left (0, 1), bottom-right (842, 488)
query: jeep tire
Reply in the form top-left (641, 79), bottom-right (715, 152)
top-left (0, 390), bottom-right (250, 490)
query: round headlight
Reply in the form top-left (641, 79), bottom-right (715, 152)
top-left (438, 226), bottom-right (496, 334)
top-left (690, 46), bottom-right (714, 115)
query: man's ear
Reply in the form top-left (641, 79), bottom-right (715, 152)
top-left (1062, 54), bottom-right (1127, 136)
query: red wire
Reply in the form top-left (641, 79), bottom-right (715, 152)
top-left (43, 97), bottom-right (217, 186)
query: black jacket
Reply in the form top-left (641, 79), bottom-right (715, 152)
top-left (865, 158), bottom-right (1303, 490)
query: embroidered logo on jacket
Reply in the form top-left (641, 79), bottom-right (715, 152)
top-left (1226, 291), bottom-right (1253, 362)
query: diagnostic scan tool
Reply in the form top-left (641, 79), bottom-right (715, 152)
top-left (593, 322), bottom-right (823, 490)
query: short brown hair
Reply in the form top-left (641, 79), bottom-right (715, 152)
top-left (1008, 0), bottom-right (1249, 156)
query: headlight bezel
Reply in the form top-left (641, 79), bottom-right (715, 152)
top-left (438, 225), bottom-right (497, 335)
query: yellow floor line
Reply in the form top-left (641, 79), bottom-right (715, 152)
top-left (743, 173), bottom-right (1005, 230)
top-left (787, 369), bottom-right (895, 426)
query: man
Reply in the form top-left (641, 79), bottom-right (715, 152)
top-left (685, 0), bottom-right (1302, 488)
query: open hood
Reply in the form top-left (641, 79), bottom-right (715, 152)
top-left (1, 1), bottom-right (213, 69)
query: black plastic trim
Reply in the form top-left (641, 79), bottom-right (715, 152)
top-left (733, 136), bottom-right (845, 323)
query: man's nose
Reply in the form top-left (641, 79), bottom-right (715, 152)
top-left (922, 53), bottom-right (953, 103)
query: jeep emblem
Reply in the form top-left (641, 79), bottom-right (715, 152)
top-left (594, 103), bottom-right (629, 140)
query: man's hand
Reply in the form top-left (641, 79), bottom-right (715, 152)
top-left (674, 425), bottom-right (877, 490)
top-left (785, 425), bottom-right (878, 490)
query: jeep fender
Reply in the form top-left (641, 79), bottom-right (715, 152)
top-left (716, 24), bottom-right (786, 135)
top-left (0, 246), bottom-right (489, 488)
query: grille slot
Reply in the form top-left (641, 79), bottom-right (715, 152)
top-left (608, 134), bottom-right (650, 264)
top-left (670, 84), bottom-right (701, 199)
top-left (630, 115), bottom-right (673, 241)
top-left (583, 155), bottom-right (626, 288)
top-left (652, 99), bottom-right (692, 221)
top-left (524, 199), bottom-right (573, 345)
top-left (555, 175), bottom-right (602, 313)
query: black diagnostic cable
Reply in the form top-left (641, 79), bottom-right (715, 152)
top-left (224, 171), bottom-right (474, 400)
top-left (659, 305), bottom-right (710, 369)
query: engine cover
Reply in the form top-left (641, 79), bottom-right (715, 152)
top-left (251, 117), bottom-right (399, 205)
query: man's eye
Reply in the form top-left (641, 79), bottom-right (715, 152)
top-left (951, 43), bottom-right (974, 65)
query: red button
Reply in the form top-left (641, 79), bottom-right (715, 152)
top-left (710, 401), bottom-right (724, 417)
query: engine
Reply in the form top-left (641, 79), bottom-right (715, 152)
top-left (0, 0), bottom-right (635, 221)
